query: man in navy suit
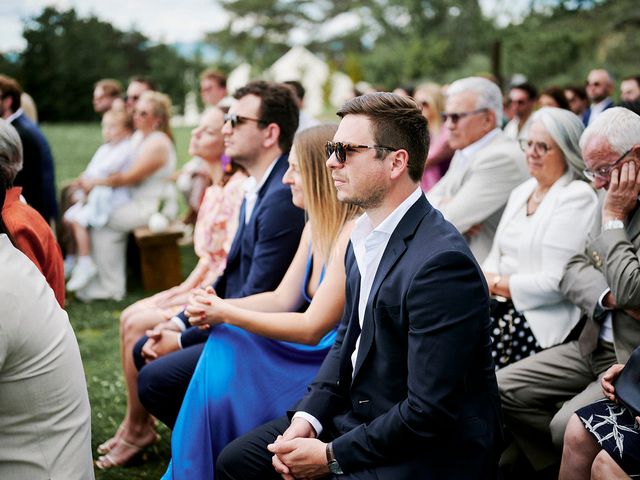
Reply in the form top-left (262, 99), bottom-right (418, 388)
top-left (216, 92), bottom-right (502, 479)
top-left (132, 81), bottom-right (306, 428)
top-left (583, 69), bottom-right (615, 126)
top-left (0, 75), bottom-right (58, 224)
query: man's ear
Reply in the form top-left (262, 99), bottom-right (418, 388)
top-left (484, 109), bottom-right (497, 128)
top-left (262, 122), bottom-right (281, 149)
top-left (389, 149), bottom-right (410, 180)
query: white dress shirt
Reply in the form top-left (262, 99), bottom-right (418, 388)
top-left (243, 156), bottom-right (279, 224)
top-left (294, 187), bottom-right (423, 435)
top-left (588, 98), bottom-right (613, 126)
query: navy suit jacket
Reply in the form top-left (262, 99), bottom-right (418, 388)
top-left (11, 113), bottom-right (58, 222)
top-left (180, 153), bottom-right (305, 346)
top-left (582, 98), bottom-right (615, 126)
top-left (292, 195), bottom-right (502, 478)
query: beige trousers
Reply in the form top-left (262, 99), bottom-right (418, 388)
top-left (497, 340), bottom-right (616, 470)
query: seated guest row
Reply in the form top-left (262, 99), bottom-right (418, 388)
top-left (3, 71), bottom-right (640, 479)
top-left (92, 80), bottom-right (640, 478)
top-left (499, 107), bottom-right (640, 477)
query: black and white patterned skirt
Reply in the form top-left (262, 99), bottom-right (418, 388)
top-left (489, 297), bottom-right (541, 370)
top-left (577, 399), bottom-right (640, 477)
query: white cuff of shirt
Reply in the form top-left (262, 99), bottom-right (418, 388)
top-left (170, 316), bottom-right (187, 332)
top-left (598, 288), bottom-right (612, 310)
top-left (292, 411), bottom-right (323, 437)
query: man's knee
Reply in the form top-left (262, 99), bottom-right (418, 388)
top-left (215, 442), bottom-right (244, 480)
top-left (550, 403), bottom-right (575, 450)
top-left (497, 363), bottom-right (530, 411)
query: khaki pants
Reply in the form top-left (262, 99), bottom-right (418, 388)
top-left (497, 340), bottom-right (616, 470)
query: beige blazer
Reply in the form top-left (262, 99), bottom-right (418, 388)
top-left (483, 174), bottom-right (598, 347)
top-left (0, 234), bottom-right (94, 480)
top-left (561, 200), bottom-right (640, 363)
top-left (428, 130), bottom-right (528, 263)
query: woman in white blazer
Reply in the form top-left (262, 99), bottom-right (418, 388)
top-left (483, 107), bottom-right (598, 369)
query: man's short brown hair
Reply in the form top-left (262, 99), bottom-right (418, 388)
top-left (0, 75), bottom-right (22, 112)
top-left (95, 78), bottom-right (123, 98)
top-left (337, 93), bottom-right (429, 182)
top-left (234, 80), bottom-right (299, 153)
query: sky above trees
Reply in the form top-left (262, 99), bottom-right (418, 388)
top-left (1, 0), bottom-right (534, 52)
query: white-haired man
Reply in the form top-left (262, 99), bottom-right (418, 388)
top-left (498, 107), bottom-right (640, 475)
top-left (427, 76), bottom-right (527, 262)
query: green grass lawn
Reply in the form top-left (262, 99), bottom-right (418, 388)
top-left (41, 122), bottom-right (196, 479)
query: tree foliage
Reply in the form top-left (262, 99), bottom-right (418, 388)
top-left (14, 7), bottom-right (196, 122)
top-left (208, 0), bottom-right (638, 92)
top-left (6, 0), bottom-right (639, 122)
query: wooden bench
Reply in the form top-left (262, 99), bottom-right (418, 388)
top-left (133, 224), bottom-right (184, 292)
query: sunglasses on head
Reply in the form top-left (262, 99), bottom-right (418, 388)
top-left (223, 113), bottom-right (266, 129)
top-left (326, 141), bottom-right (398, 164)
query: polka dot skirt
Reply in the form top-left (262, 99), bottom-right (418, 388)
top-left (489, 299), bottom-right (541, 370)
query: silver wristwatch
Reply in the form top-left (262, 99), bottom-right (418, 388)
top-left (603, 219), bottom-right (625, 231)
top-left (326, 442), bottom-right (344, 475)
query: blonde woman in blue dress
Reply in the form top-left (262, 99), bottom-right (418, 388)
top-left (161, 124), bottom-right (360, 479)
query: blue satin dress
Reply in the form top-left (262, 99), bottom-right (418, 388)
top-left (162, 255), bottom-right (334, 479)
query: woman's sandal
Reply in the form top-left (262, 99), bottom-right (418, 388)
top-left (94, 433), bottom-right (160, 470)
top-left (97, 425), bottom-right (125, 455)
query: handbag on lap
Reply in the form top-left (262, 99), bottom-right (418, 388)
top-left (614, 346), bottom-right (640, 417)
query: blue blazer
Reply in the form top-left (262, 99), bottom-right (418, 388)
top-left (11, 113), bottom-right (58, 222)
top-left (292, 195), bottom-right (502, 478)
top-left (582, 98), bottom-right (615, 126)
top-left (180, 153), bottom-right (305, 346)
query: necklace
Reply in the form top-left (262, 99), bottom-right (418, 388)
top-left (530, 187), bottom-right (550, 204)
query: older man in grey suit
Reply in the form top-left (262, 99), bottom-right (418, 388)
top-left (427, 76), bottom-right (527, 262)
top-left (498, 107), bottom-right (640, 475)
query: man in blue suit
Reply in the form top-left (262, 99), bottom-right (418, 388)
top-left (583, 69), bottom-right (615, 126)
top-left (133, 81), bottom-right (306, 428)
top-left (216, 92), bottom-right (502, 479)
top-left (0, 75), bottom-right (58, 224)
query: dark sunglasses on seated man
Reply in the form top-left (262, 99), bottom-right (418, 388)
top-left (326, 141), bottom-right (398, 164)
top-left (440, 108), bottom-right (489, 125)
top-left (223, 113), bottom-right (267, 129)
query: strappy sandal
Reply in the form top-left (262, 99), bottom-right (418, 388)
top-left (94, 433), bottom-right (160, 470)
top-left (97, 425), bottom-right (125, 455)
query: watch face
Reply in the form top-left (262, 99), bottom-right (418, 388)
top-left (329, 460), bottom-right (344, 475)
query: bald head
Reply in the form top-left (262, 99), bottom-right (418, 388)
top-left (586, 69), bottom-right (614, 103)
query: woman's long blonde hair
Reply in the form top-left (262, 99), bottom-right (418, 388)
top-left (414, 82), bottom-right (445, 133)
top-left (295, 124), bottom-right (360, 263)
top-left (140, 90), bottom-right (174, 142)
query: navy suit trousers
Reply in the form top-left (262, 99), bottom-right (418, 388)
top-left (133, 336), bottom-right (205, 429)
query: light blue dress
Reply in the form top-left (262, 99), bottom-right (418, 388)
top-left (162, 254), bottom-right (334, 479)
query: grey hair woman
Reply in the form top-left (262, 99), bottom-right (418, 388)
top-left (482, 106), bottom-right (599, 369)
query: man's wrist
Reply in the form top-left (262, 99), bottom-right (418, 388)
top-left (602, 218), bottom-right (625, 232)
top-left (326, 442), bottom-right (344, 475)
top-left (170, 316), bottom-right (187, 332)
